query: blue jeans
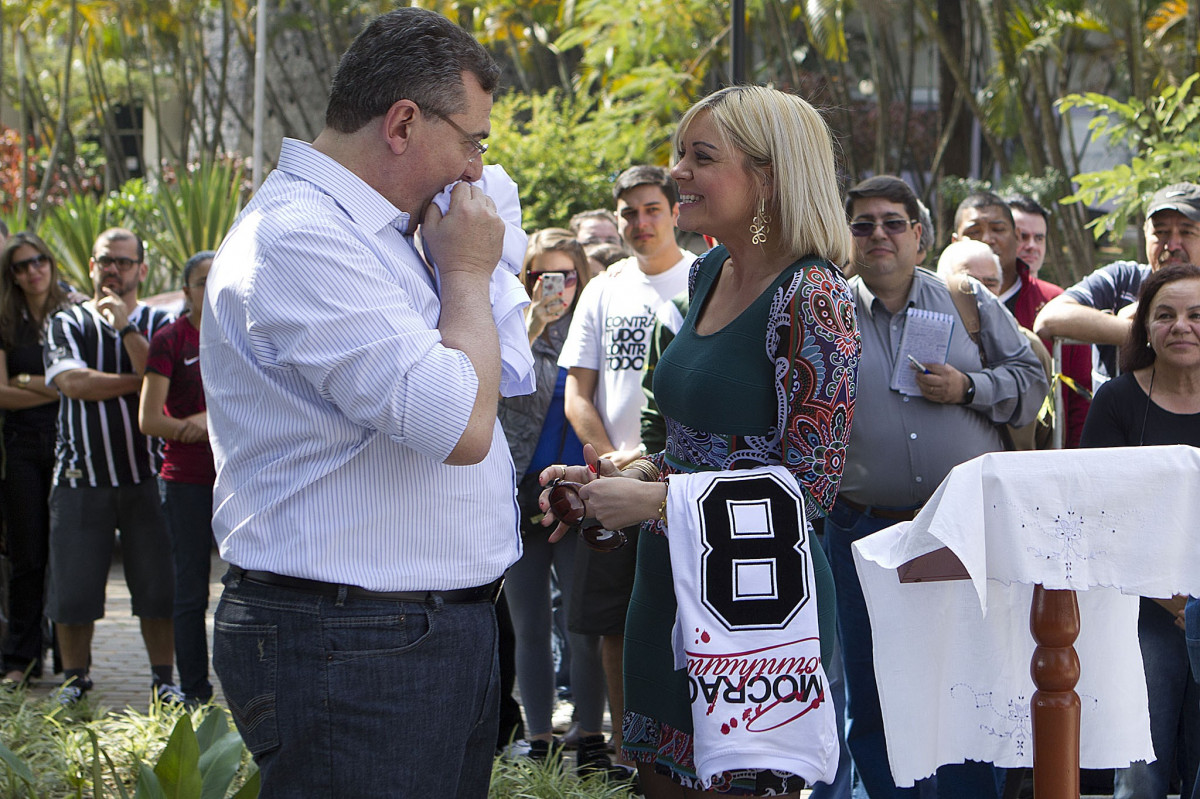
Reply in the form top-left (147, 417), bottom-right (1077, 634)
top-left (504, 525), bottom-right (606, 736)
top-left (1186, 596), bottom-right (1200, 685)
top-left (159, 479), bottom-right (214, 701)
top-left (825, 499), bottom-right (999, 799)
top-left (213, 570), bottom-right (500, 798)
top-left (1114, 598), bottom-right (1200, 799)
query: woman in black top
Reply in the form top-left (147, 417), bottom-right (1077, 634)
top-left (0, 232), bottom-right (69, 684)
top-left (1080, 263), bottom-right (1200, 799)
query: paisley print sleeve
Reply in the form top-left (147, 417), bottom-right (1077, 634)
top-left (773, 262), bottom-right (860, 519)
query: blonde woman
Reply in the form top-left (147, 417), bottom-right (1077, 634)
top-left (541, 86), bottom-right (860, 797)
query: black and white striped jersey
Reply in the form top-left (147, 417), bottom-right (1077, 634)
top-left (44, 302), bottom-right (173, 488)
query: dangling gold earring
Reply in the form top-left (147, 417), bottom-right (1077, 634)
top-left (750, 198), bottom-right (771, 245)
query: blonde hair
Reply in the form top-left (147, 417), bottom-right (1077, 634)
top-left (674, 85), bottom-right (851, 266)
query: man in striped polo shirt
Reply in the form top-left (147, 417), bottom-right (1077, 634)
top-left (43, 227), bottom-right (179, 705)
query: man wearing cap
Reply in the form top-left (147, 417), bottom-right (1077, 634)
top-left (1035, 183), bottom-right (1200, 379)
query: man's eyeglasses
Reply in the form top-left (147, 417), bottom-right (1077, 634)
top-left (849, 218), bottom-right (918, 238)
top-left (94, 255), bottom-right (141, 272)
top-left (10, 253), bottom-right (50, 275)
top-left (546, 479), bottom-right (628, 552)
top-left (427, 109), bottom-right (488, 163)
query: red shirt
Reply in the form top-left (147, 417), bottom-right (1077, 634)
top-left (1008, 260), bottom-right (1091, 448)
top-left (145, 316), bottom-right (216, 484)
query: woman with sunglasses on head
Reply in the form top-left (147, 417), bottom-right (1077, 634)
top-left (137, 251), bottom-right (217, 706)
top-left (497, 228), bottom-right (615, 773)
top-left (540, 86), bottom-right (860, 797)
top-left (0, 232), bottom-right (70, 685)
top-left (1080, 263), bottom-right (1200, 799)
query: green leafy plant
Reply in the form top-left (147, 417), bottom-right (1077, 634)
top-left (151, 159), bottom-right (247, 283)
top-left (0, 687), bottom-right (258, 798)
top-left (1058, 74), bottom-right (1200, 240)
top-left (491, 89), bottom-right (671, 232)
top-left (34, 160), bottom-right (248, 298)
top-left (0, 736), bottom-right (37, 796)
top-left (132, 712), bottom-right (259, 799)
top-left (40, 193), bottom-right (113, 294)
top-left (488, 750), bottom-right (636, 798)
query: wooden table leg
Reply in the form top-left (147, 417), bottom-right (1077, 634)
top-left (1030, 585), bottom-right (1081, 799)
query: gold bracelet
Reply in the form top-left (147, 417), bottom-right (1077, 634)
top-left (624, 457), bottom-right (660, 482)
top-left (657, 489), bottom-right (668, 526)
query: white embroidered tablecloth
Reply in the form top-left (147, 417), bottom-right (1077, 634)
top-left (852, 445), bottom-right (1200, 786)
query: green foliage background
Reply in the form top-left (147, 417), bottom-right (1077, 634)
top-left (491, 90), bottom-right (672, 232)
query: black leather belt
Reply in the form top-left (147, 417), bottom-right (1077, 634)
top-left (839, 498), bottom-right (921, 522)
top-left (228, 566), bottom-right (503, 604)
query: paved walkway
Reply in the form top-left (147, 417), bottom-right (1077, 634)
top-left (25, 550), bottom-right (226, 711)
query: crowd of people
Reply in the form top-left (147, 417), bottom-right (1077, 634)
top-left (1, 6), bottom-right (1199, 799)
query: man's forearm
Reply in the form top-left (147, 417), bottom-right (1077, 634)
top-left (564, 397), bottom-right (615, 454)
top-left (121, 331), bottom-right (151, 375)
top-left (438, 271), bottom-right (501, 465)
top-left (1034, 296), bottom-right (1129, 345)
top-left (54, 370), bottom-right (142, 401)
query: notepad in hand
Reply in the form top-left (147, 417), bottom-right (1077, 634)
top-left (891, 308), bottom-right (954, 396)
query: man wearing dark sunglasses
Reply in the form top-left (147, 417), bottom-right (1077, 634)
top-left (824, 176), bottom-right (1045, 798)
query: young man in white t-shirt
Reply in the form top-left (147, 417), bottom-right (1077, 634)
top-left (557, 165), bottom-right (692, 771)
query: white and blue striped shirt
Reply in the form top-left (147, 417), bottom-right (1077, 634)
top-left (201, 138), bottom-right (521, 591)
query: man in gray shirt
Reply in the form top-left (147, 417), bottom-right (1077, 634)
top-left (826, 176), bottom-right (1045, 798)
top-left (1034, 182), bottom-right (1200, 379)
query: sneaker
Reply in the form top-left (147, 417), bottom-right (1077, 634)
top-left (152, 681), bottom-right (186, 706)
top-left (527, 738), bottom-right (563, 762)
top-left (51, 676), bottom-right (94, 706)
top-left (576, 734), bottom-right (636, 782)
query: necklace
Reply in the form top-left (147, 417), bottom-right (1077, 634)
top-left (1138, 367), bottom-right (1155, 446)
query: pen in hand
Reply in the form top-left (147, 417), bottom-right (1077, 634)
top-left (907, 354), bottom-right (931, 375)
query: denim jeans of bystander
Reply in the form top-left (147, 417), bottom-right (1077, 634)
top-left (159, 478), bottom-right (216, 703)
top-left (1114, 598), bottom-right (1200, 799)
top-left (825, 499), bottom-right (999, 799)
top-left (506, 525), bottom-right (606, 738)
top-left (213, 571), bottom-right (500, 798)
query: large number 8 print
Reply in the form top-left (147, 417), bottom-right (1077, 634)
top-left (698, 472), bottom-right (810, 631)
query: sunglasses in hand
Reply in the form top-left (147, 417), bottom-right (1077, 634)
top-left (546, 478), bottom-right (628, 552)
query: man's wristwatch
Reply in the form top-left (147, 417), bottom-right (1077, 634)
top-left (16, 373), bottom-right (31, 388)
top-left (119, 323), bottom-right (140, 338)
top-left (960, 375), bottom-right (976, 405)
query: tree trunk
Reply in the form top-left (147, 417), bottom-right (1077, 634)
top-left (34, 0), bottom-right (78, 227)
top-left (934, 0), bottom-right (972, 244)
top-left (1029, 51), bottom-right (1093, 281)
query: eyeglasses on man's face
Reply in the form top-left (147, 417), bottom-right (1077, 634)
top-left (11, 253), bottom-right (51, 275)
top-left (427, 109), bottom-right (488, 163)
top-left (93, 255), bottom-right (141, 273)
top-left (849, 218), bottom-right (919, 238)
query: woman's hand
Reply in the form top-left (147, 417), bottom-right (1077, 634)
top-left (538, 443), bottom-right (620, 541)
top-left (525, 277), bottom-right (569, 341)
top-left (176, 418), bottom-right (208, 444)
top-left (538, 443), bottom-right (665, 542)
top-left (577, 476), bottom-right (665, 533)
